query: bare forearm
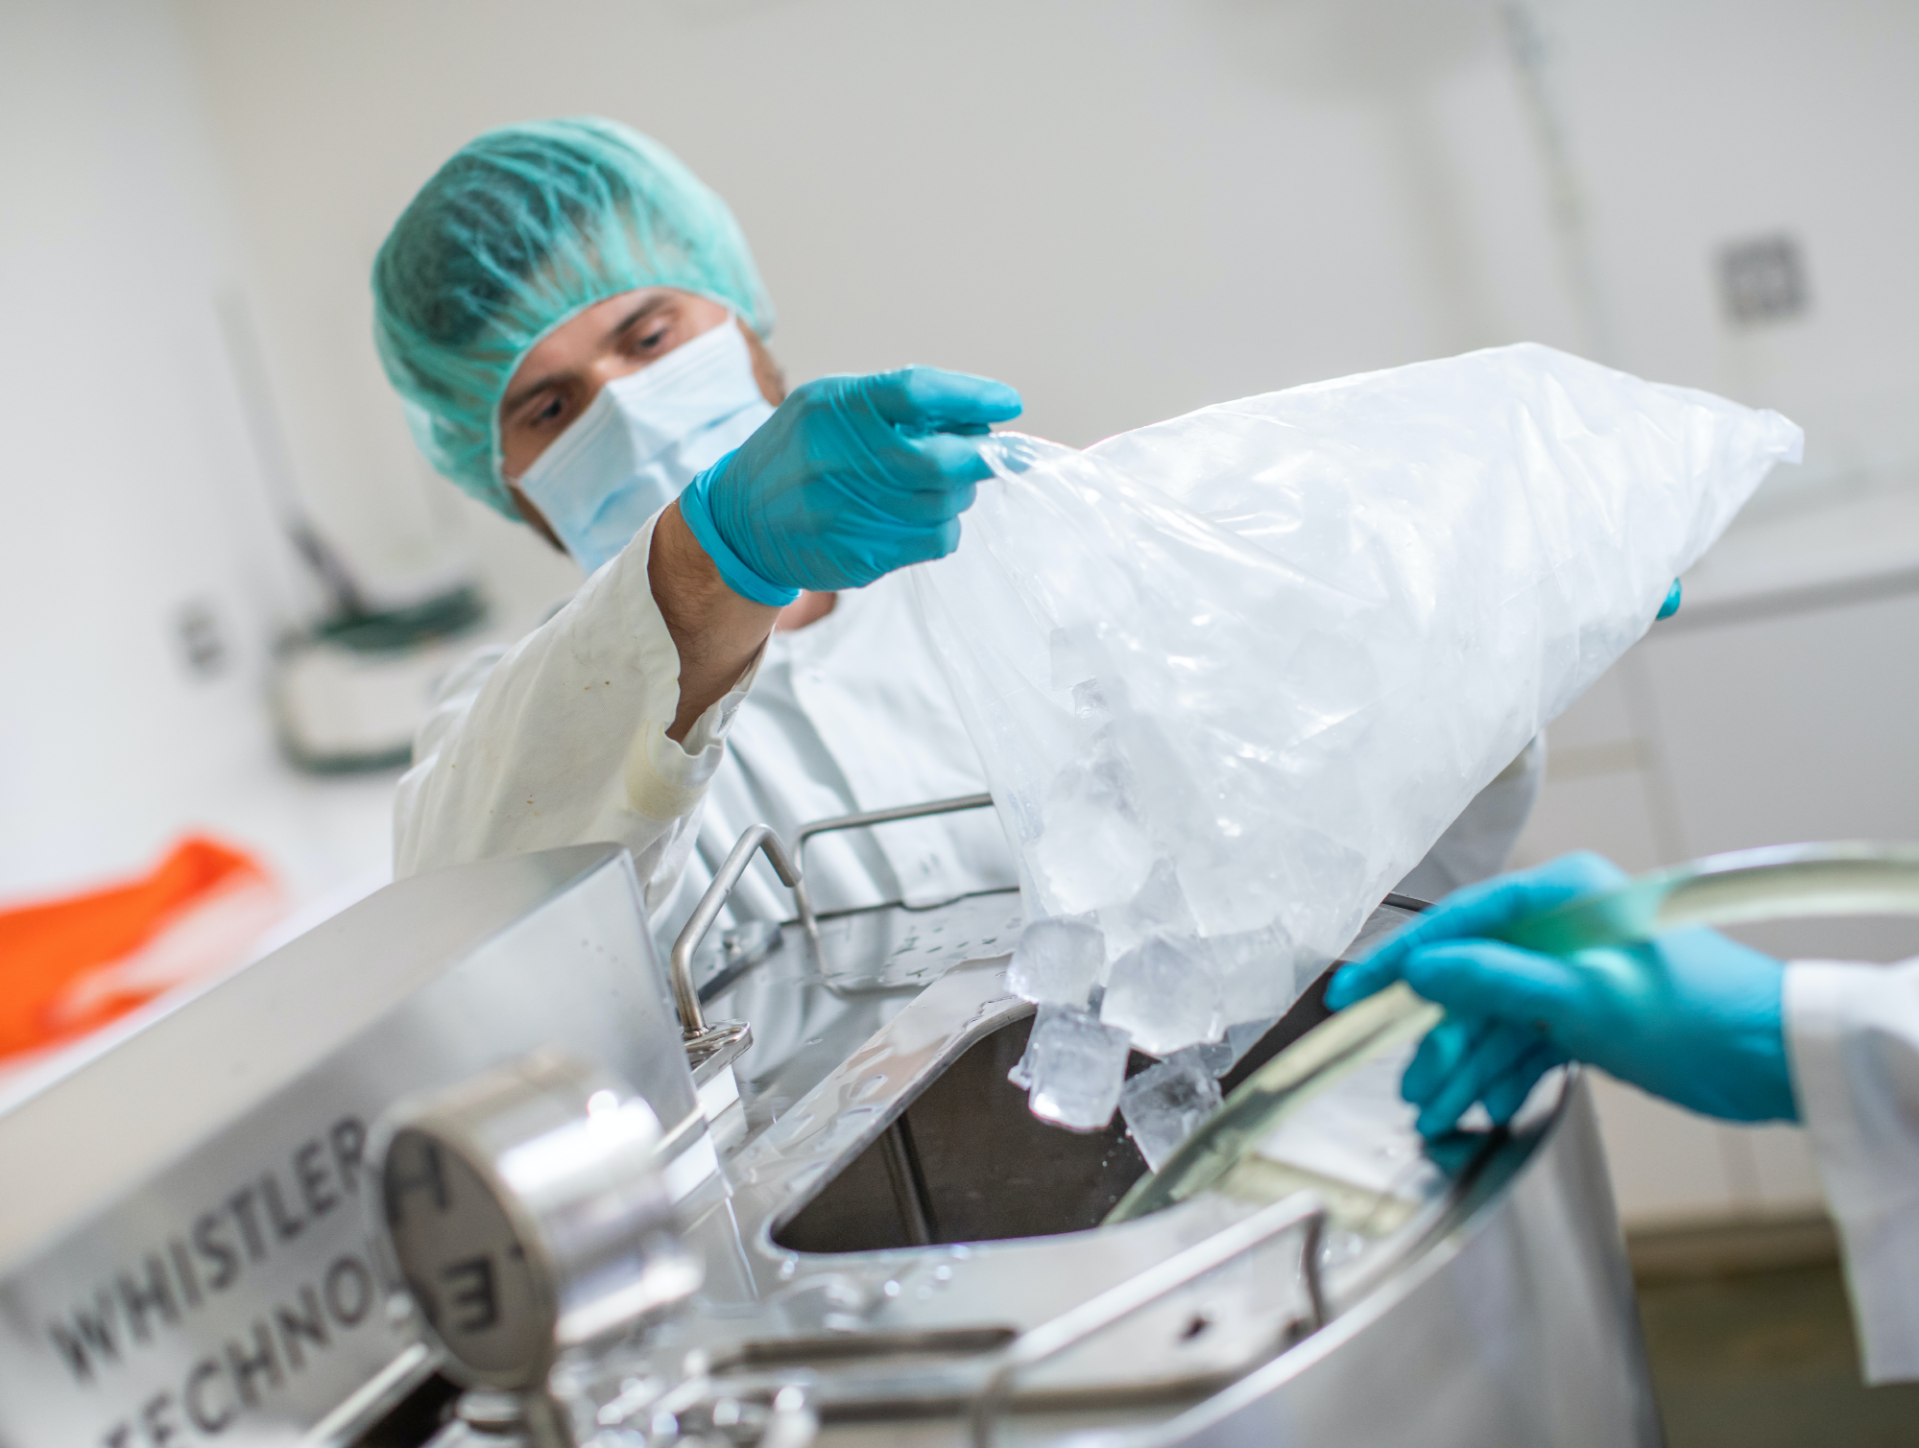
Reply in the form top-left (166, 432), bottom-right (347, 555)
top-left (650, 501), bottom-right (781, 742)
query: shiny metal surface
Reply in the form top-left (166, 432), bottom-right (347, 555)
top-left (1144, 1079), bottom-right (1657, 1448)
top-left (2, 832), bottom-right (1656, 1448)
top-left (1108, 982), bottom-right (1443, 1224)
top-left (970, 1191), bottom-right (1329, 1447)
top-left (0, 845), bottom-right (706, 1448)
top-left (373, 1050), bottom-right (700, 1390)
top-left (786, 794), bottom-right (997, 965)
top-left (670, 824), bottom-right (800, 1043)
top-left (808, 891), bottom-right (1024, 997)
top-left (1501, 839), bottom-right (1919, 954)
top-left (548, 888), bottom-right (1655, 1448)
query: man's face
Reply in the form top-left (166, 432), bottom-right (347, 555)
top-left (497, 287), bottom-right (784, 540)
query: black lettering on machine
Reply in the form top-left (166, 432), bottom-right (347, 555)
top-left (20, 1115), bottom-right (399, 1447)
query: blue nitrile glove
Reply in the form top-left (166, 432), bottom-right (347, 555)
top-left (1325, 852), bottom-right (1795, 1138)
top-left (1657, 579), bottom-right (1683, 620)
top-left (675, 367), bottom-right (1023, 604)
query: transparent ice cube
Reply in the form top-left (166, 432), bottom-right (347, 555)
top-left (1100, 936), bottom-right (1224, 1056)
top-left (1096, 856), bottom-right (1197, 964)
top-left (1197, 921), bottom-right (1297, 1025)
top-left (1186, 1037), bottom-right (1239, 1078)
top-left (1031, 744), bottom-right (1154, 915)
top-left (1049, 625), bottom-right (1097, 691)
top-left (1070, 678), bottom-right (1112, 728)
top-left (1008, 917), bottom-right (1106, 1007)
top-left (1120, 1054), bottom-right (1223, 1171)
top-left (1222, 1016), bottom-right (1282, 1071)
top-left (1014, 1004), bottom-right (1132, 1132)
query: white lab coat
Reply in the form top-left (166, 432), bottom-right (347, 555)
top-left (1787, 959), bottom-right (1919, 1382)
top-left (396, 502), bottom-right (1540, 956)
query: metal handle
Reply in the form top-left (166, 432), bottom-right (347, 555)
top-left (670, 825), bottom-right (801, 1041)
top-left (1498, 841), bottom-right (1919, 956)
top-left (789, 792), bottom-right (996, 961)
top-left (969, 1191), bottom-right (1329, 1447)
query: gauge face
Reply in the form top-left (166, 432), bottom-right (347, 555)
top-left (383, 1127), bottom-right (551, 1385)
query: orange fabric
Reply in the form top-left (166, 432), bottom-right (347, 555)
top-left (0, 837), bottom-right (271, 1059)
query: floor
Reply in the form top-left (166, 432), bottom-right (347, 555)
top-left (1633, 1221), bottom-right (1919, 1446)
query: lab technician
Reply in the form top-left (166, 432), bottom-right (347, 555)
top-left (372, 116), bottom-right (1542, 964)
top-left (1329, 852), bottom-right (1919, 1383)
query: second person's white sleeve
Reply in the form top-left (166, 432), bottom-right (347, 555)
top-left (1786, 956), bottom-right (1919, 1383)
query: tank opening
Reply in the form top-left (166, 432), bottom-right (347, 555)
top-left (772, 972), bottom-right (1336, 1253)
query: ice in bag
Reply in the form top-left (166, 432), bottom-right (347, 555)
top-left (914, 343), bottom-right (1801, 1134)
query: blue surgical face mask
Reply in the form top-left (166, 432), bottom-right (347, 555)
top-left (515, 317), bottom-right (775, 576)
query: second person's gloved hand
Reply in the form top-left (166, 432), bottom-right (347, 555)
top-left (1326, 852), bottom-right (1796, 1137)
top-left (676, 367), bottom-right (1023, 604)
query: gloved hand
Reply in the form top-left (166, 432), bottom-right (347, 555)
top-left (675, 367), bottom-right (1023, 603)
top-left (1325, 852), bottom-right (1795, 1137)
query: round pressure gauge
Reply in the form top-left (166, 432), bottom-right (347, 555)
top-left (373, 1049), bottom-right (702, 1389)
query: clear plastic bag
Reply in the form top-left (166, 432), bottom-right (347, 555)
top-left (913, 344), bottom-right (1801, 1129)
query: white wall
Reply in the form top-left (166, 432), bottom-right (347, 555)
top-left (0, 0), bottom-right (275, 887)
top-left (0, 0), bottom-right (395, 905)
top-left (165, 0), bottom-right (1511, 611)
top-left (165, 0), bottom-right (1919, 609)
top-left (1551, 0), bottom-right (1919, 486)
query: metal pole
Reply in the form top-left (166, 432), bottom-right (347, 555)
top-left (668, 825), bottom-right (801, 1040)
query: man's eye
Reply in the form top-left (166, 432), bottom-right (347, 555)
top-left (533, 396), bottom-right (565, 426)
top-left (636, 326), bottom-right (671, 352)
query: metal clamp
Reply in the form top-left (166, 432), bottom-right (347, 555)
top-left (789, 792), bottom-right (997, 961)
top-left (968, 1191), bottom-right (1329, 1448)
top-left (669, 825), bottom-right (801, 1072)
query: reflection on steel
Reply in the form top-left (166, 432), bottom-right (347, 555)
top-left (789, 792), bottom-right (996, 962)
top-left (1146, 1080), bottom-right (1657, 1447)
top-left (643, 890), bottom-right (1657, 1444)
top-left (970, 1192), bottom-right (1329, 1448)
top-left (5, 838), bottom-right (1661, 1447)
top-left (371, 1049), bottom-right (699, 1389)
top-left (670, 824), bottom-right (801, 1043)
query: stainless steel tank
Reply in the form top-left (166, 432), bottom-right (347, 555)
top-left (0, 819), bottom-right (1660, 1447)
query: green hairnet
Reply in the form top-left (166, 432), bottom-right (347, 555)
top-left (372, 117), bottom-right (774, 516)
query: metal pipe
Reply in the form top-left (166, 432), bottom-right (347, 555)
top-left (878, 1119), bottom-right (936, 1247)
top-left (969, 1191), bottom-right (1329, 1448)
top-left (789, 793), bottom-right (996, 963)
top-left (669, 825), bottom-right (801, 1040)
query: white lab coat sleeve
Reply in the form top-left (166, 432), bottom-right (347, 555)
top-left (1785, 956), bottom-right (1919, 1383)
top-left (392, 508), bottom-right (760, 918)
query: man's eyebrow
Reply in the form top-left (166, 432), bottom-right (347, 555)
top-left (609, 293), bottom-right (672, 339)
top-left (501, 295), bottom-right (673, 414)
